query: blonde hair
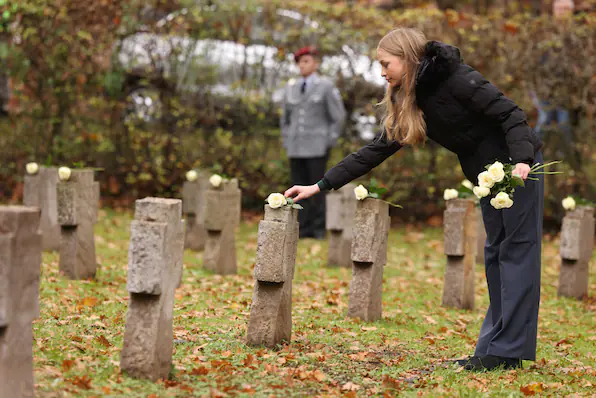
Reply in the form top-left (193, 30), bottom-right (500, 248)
top-left (377, 28), bottom-right (427, 145)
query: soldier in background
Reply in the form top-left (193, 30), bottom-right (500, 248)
top-left (280, 46), bottom-right (346, 239)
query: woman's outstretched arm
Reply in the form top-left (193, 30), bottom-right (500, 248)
top-left (285, 132), bottom-right (402, 202)
top-left (322, 131), bottom-right (402, 190)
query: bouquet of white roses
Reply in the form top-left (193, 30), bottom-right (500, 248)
top-left (472, 160), bottom-right (561, 209)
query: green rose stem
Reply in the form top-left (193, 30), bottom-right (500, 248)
top-left (530, 160), bottom-right (563, 173)
top-left (518, 160), bottom-right (563, 182)
top-left (366, 194), bottom-right (403, 209)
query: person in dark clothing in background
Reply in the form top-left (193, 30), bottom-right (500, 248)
top-left (531, 0), bottom-right (576, 146)
top-left (280, 46), bottom-right (346, 239)
top-left (285, 28), bottom-right (544, 371)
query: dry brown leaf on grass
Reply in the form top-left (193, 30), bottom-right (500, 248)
top-left (210, 387), bottom-right (226, 398)
top-left (342, 381), bottom-right (361, 391)
top-left (179, 384), bottom-right (194, 393)
top-left (76, 296), bottom-right (98, 310)
top-left (520, 382), bottom-right (544, 396)
top-left (68, 375), bottom-right (92, 390)
top-left (243, 353), bottom-right (256, 367)
top-left (313, 369), bottom-right (327, 382)
top-left (220, 350), bottom-right (233, 358)
top-left (61, 359), bottom-right (75, 372)
top-left (95, 335), bottom-right (112, 348)
top-left (310, 243), bottom-right (322, 256)
top-left (190, 366), bottom-right (209, 375)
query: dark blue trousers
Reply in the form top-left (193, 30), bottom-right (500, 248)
top-left (289, 153), bottom-right (329, 238)
top-left (474, 152), bottom-right (544, 361)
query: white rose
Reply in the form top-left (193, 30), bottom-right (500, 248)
top-left (209, 174), bottom-right (222, 187)
top-left (354, 184), bottom-right (368, 201)
top-left (26, 162), bottom-right (39, 175)
top-left (186, 170), bottom-right (198, 182)
top-left (266, 193), bottom-right (287, 209)
top-left (487, 161), bottom-right (506, 183)
top-left (561, 196), bottom-right (576, 211)
top-left (473, 186), bottom-right (491, 199)
top-left (490, 192), bottom-right (512, 210)
top-left (58, 166), bottom-right (71, 181)
top-left (443, 188), bottom-right (459, 201)
top-left (478, 171), bottom-right (495, 189)
top-left (461, 179), bottom-right (474, 190)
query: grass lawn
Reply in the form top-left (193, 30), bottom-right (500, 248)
top-left (34, 209), bottom-right (596, 397)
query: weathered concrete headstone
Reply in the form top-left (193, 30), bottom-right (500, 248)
top-left (57, 170), bottom-right (99, 279)
top-left (476, 209), bottom-right (486, 264)
top-left (348, 198), bottom-right (390, 322)
top-left (558, 206), bottom-right (595, 299)
top-left (442, 199), bottom-right (478, 310)
top-left (247, 205), bottom-right (299, 347)
top-left (0, 206), bottom-right (42, 398)
top-left (23, 166), bottom-right (60, 251)
top-left (120, 197), bottom-right (184, 381)
top-left (203, 179), bottom-right (241, 274)
top-left (182, 172), bottom-right (208, 251)
top-left (326, 183), bottom-right (357, 267)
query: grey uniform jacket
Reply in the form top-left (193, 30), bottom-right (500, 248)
top-left (280, 74), bottom-right (346, 158)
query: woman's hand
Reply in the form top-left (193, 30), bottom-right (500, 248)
top-left (284, 184), bottom-right (320, 202)
top-left (512, 163), bottom-right (531, 180)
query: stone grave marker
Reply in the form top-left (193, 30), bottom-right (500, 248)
top-left (23, 166), bottom-right (60, 251)
top-left (57, 170), bottom-right (100, 278)
top-left (57, 169), bottom-right (100, 279)
top-left (203, 179), bottom-right (241, 274)
top-left (442, 198), bottom-right (478, 310)
top-left (247, 204), bottom-right (299, 347)
top-left (347, 198), bottom-right (390, 322)
top-left (0, 206), bottom-right (42, 398)
top-left (120, 197), bottom-right (184, 381)
top-left (558, 206), bottom-right (594, 299)
top-left (326, 183), bottom-right (357, 267)
top-left (182, 171), bottom-right (208, 251)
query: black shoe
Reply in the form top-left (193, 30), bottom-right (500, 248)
top-left (463, 355), bottom-right (522, 371)
top-left (452, 356), bottom-right (473, 367)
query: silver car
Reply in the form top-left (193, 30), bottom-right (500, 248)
top-left (116, 3), bottom-right (386, 139)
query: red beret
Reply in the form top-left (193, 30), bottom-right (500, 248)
top-left (294, 46), bottom-right (319, 62)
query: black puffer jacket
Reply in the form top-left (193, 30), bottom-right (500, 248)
top-left (323, 41), bottom-right (542, 188)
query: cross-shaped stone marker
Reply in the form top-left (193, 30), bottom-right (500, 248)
top-left (182, 171), bottom-right (208, 251)
top-left (24, 166), bottom-right (60, 251)
top-left (348, 198), bottom-right (390, 322)
top-left (558, 206), bottom-right (594, 299)
top-left (326, 183), bottom-right (357, 267)
top-left (442, 198), bottom-right (478, 310)
top-left (247, 204), bottom-right (299, 347)
top-left (57, 169), bottom-right (100, 279)
top-left (203, 179), bottom-right (241, 274)
top-left (120, 197), bottom-right (184, 381)
top-left (0, 206), bottom-right (42, 398)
